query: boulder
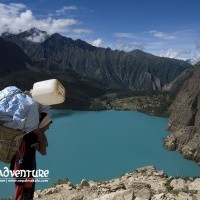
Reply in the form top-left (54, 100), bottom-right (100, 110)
top-left (80, 179), bottom-right (90, 187)
top-left (112, 189), bottom-right (134, 200)
top-left (135, 187), bottom-right (152, 200)
top-left (110, 183), bottom-right (126, 192)
top-left (151, 193), bottom-right (166, 200)
top-left (177, 192), bottom-right (191, 200)
top-left (135, 166), bottom-right (156, 173)
top-left (188, 178), bottom-right (200, 190)
top-left (153, 170), bottom-right (166, 178)
top-left (170, 179), bottom-right (187, 190)
top-left (192, 192), bottom-right (200, 200)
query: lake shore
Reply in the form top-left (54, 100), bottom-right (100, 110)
top-left (55, 92), bottom-right (173, 118)
top-left (87, 93), bottom-right (172, 118)
top-left (35, 165), bottom-right (200, 200)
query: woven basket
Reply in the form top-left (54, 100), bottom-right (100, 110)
top-left (0, 125), bottom-right (25, 163)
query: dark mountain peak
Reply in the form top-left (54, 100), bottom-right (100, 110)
top-left (17, 28), bottom-right (49, 43)
top-left (50, 32), bottom-right (63, 39)
top-left (48, 33), bottom-right (74, 42)
top-left (130, 49), bottom-right (145, 54)
top-left (27, 27), bottom-right (45, 34)
top-left (45, 33), bottom-right (96, 50)
top-left (18, 27), bottom-right (47, 36)
top-left (2, 27), bottom-right (49, 43)
top-left (45, 33), bottom-right (74, 45)
top-left (75, 39), bottom-right (96, 50)
top-left (128, 49), bottom-right (156, 59)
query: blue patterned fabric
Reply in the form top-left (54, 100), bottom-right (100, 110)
top-left (0, 86), bottom-right (39, 133)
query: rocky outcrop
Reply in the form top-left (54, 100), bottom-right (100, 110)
top-left (162, 67), bottom-right (195, 95)
top-left (34, 166), bottom-right (200, 200)
top-left (164, 63), bottom-right (200, 163)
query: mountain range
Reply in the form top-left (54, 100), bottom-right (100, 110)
top-left (1, 28), bottom-right (192, 91)
top-left (0, 28), bottom-right (193, 112)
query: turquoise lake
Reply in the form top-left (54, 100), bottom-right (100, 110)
top-left (1, 110), bottom-right (200, 198)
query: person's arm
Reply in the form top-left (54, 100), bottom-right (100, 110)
top-left (33, 129), bottom-right (48, 155)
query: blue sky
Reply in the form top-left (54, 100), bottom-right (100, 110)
top-left (0, 0), bottom-right (200, 63)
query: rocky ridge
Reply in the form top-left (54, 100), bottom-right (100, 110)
top-left (164, 62), bottom-right (200, 163)
top-left (34, 166), bottom-right (200, 200)
top-left (2, 28), bottom-right (192, 91)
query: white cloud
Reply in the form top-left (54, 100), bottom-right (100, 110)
top-left (160, 49), bottom-right (180, 58)
top-left (56, 6), bottom-right (78, 15)
top-left (159, 49), bottom-right (194, 61)
top-left (112, 42), bottom-right (146, 51)
top-left (90, 38), bottom-right (103, 47)
top-left (26, 32), bottom-right (47, 43)
top-left (0, 3), bottom-right (26, 17)
top-left (192, 52), bottom-right (200, 64)
top-left (113, 32), bottom-right (137, 39)
top-left (0, 3), bottom-right (91, 36)
top-left (150, 30), bottom-right (177, 40)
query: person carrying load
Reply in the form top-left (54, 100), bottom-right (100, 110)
top-left (0, 79), bottom-right (65, 200)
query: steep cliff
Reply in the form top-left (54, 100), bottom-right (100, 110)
top-left (162, 66), bottom-right (195, 95)
top-left (164, 62), bottom-right (200, 163)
